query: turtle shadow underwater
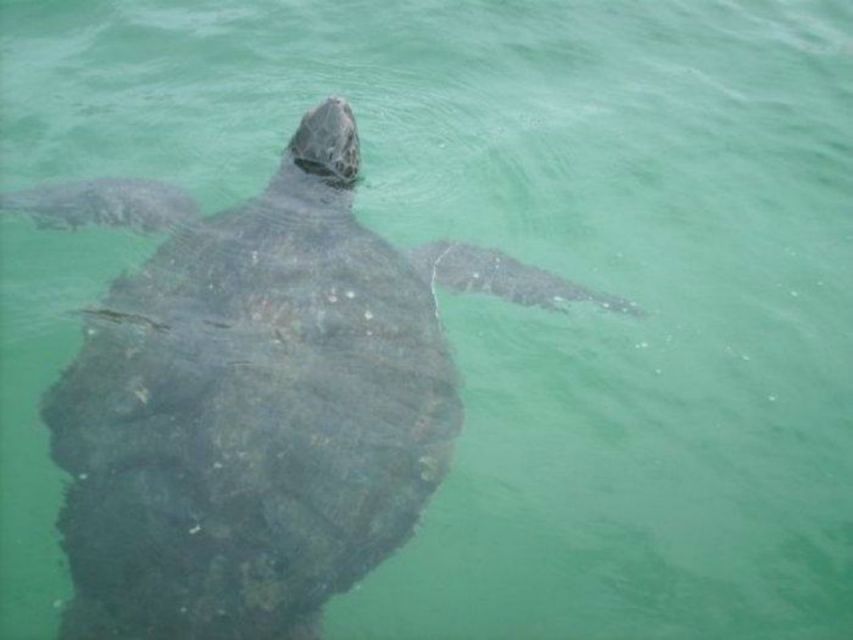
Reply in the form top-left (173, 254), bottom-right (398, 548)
top-left (2, 97), bottom-right (639, 640)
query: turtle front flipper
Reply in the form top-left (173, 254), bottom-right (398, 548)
top-left (405, 240), bottom-right (642, 316)
top-left (1, 178), bottom-right (200, 233)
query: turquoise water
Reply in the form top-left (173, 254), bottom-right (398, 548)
top-left (1, 1), bottom-right (852, 638)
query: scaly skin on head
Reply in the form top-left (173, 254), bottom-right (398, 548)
top-left (288, 97), bottom-right (360, 184)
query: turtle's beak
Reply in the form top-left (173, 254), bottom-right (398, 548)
top-left (318, 96), bottom-right (354, 126)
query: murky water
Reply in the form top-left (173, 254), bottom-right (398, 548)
top-left (2, 1), bottom-right (852, 638)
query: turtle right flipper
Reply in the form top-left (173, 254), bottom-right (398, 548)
top-left (1, 178), bottom-right (201, 233)
top-left (406, 240), bottom-right (642, 316)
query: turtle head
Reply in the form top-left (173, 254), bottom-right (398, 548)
top-left (288, 97), bottom-right (360, 185)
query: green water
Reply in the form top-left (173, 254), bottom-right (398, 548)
top-left (1, 1), bottom-right (852, 638)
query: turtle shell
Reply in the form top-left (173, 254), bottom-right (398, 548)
top-left (45, 200), bottom-right (463, 639)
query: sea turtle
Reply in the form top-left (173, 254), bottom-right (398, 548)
top-left (2, 97), bottom-right (637, 640)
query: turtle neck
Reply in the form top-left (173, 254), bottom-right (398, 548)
top-left (261, 154), bottom-right (356, 223)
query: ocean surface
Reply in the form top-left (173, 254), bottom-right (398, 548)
top-left (1, 1), bottom-right (852, 638)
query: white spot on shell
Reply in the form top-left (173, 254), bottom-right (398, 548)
top-left (345, 290), bottom-right (355, 299)
top-left (189, 524), bottom-right (201, 535)
top-left (78, 473), bottom-right (88, 481)
top-left (328, 294), bottom-right (338, 303)
top-left (364, 310), bottom-right (374, 320)
top-left (133, 386), bottom-right (150, 405)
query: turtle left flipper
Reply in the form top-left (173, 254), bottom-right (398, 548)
top-left (1, 178), bottom-right (201, 233)
top-left (405, 240), bottom-right (642, 316)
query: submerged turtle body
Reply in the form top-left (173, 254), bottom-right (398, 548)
top-left (2, 97), bottom-right (639, 640)
top-left (44, 99), bottom-right (462, 640)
